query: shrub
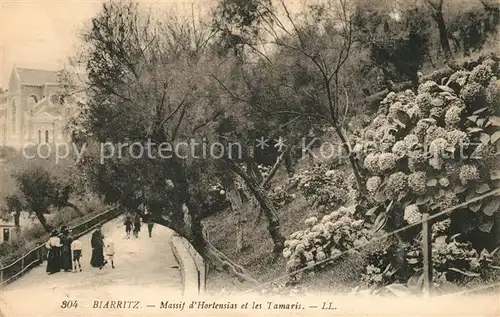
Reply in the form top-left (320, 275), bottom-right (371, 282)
top-left (287, 165), bottom-right (350, 211)
top-left (353, 57), bottom-right (500, 239)
top-left (282, 204), bottom-right (372, 282)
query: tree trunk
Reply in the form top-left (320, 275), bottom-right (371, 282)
top-left (203, 237), bottom-right (258, 284)
top-left (64, 202), bottom-right (82, 216)
top-left (185, 201), bottom-right (205, 256)
top-left (284, 151), bottom-right (294, 176)
top-left (227, 159), bottom-right (285, 255)
top-left (228, 186), bottom-right (245, 253)
top-left (431, 10), bottom-right (454, 62)
top-left (34, 209), bottom-right (51, 232)
top-left (13, 210), bottom-right (20, 228)
top-left (335, 126), bottom-right (366, 197)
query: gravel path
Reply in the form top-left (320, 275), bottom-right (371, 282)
top-left (0, 216), bottom-right (183, 317)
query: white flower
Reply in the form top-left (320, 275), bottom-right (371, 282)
top-left (283, 248), bottom-right (292, 258)
top-left (364, 153), bottom-right (380, 173)
top-left (366, 176), bottom-right (382, 193)
top-left (404, 204), bottom-right (422, 224)
top-left (439, 177), bottom-right (450, 187)
top-left (378, 153), bottom-right (397, 173)
top-left (459, 165), bottom-right (480, 184)
top-left (444, 105), bottom-right (463, 127)
top-left (392, 141), bottom-right (408, 159)
top-left (304, 217), bottom-right (318, 227)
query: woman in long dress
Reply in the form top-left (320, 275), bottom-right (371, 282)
top-left (59, 227), bottom-right (73, 272)
top-left (133, 214), bottom-right (141, 238)
top-left (90, 227), bottom-right (105, 269)
top-left (46, 230), bottom-right (62, 274)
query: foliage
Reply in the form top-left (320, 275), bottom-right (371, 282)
top-left (446, 1), bottom-right (500, 57)
top-left (12, 165), bottom-right (77, 232)
top-left (268, 185), bottom-right (296, 209)
top-left (212, 0), bottom-right (273, 56)
top-left (71, 0), bottom-right (229, 252)
top-left (288, 165), bottom-right (351, 211)
top-left (360, 219), bottom-right (500, 291)
top-left (282, 204), bottom-right (372, 282)
top-left (352, 57), bottom-right (500, 240)
top-left (352, 0), bottom-right (432, 86)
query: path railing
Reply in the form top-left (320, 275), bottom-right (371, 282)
top-left (0, 206), bottom-right (121, 287)
top-left (171, 231), bottom-right (207, 295)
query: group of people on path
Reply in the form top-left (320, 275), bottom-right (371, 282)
top-left (45, 225), bottom-right (115, 275)
top-left (45, 211), bottom-right (155, 275)
top-left (124, 212), bottom-right (154, 239)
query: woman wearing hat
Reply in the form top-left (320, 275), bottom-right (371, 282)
top-left (90, 226), bottom-right (106, 269)
top-left (45, 229), bottom-right (62, 274)
top-left (59, 227), bottom-right (73, 272)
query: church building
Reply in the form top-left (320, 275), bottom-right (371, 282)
top-left (0, 66), bottom-right (86, 150)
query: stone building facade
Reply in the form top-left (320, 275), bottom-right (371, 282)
top-left (0, 66), bottom-right (86, 149)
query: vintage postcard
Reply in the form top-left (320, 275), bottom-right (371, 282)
top-left (1, 0), bottom-right (499, 316)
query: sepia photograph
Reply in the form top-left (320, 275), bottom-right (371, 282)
top-left (0, 0), bottom-right (499, 316)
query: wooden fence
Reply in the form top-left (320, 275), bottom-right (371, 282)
top-left (0, 206), bottom-right (121, 287)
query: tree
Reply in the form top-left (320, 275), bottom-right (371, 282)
top-left (13, 166), bottom-right (77, 232)
top-left (214, 0), bottom-right (372, 201)
top-left (424, 0), bottom-right (454, 62)
top-left (352, 0), bottom-right (431, 89)
top-left (5, 195), bottom-right (24, 229)
top-left (72, 0), bottom-right (231, 255)
top-left (213, 0), bottom-right (274, 57)
top-left (446, 0), bottom-right (500, 57)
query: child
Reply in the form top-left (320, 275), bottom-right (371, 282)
top-left (104, 237), bottom-right (115, 269)
top-left (71, 236), bottom-right (83, 272)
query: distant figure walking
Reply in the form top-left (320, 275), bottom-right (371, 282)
top-left (133, 214), bottom-right (141, 238)
top-left (104, 237), bottom-right (115, 269)
top-left (124, 216), bottom-right (133, 239)
top-left (71, 236), bottom-right (83, 272)
top-left (90, 226), bottom-right (106, 269)
top-left (45, 230), bottom-right (62, 275)
top-left (59, 226), bottom-right (73, 272)
top-left (143, 211), bottom-right (154, 238)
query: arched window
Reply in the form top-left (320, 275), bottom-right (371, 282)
top-left (38, 130), bottom-right (42, 144)
top-left (45, 130), bottom-right (49, 143)
top-left (27, 95), bottom-right (38, 106)
top-left (11, 100), bottom-right (16, 133)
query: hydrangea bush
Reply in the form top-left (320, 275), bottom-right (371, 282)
top-left (361, 219), bottom-right (500, 290)
top-left (279, 56), bottom-right (500, 293)
top-left (352, 57), bottom-right (500, 237)
top-left (282, 205), bottom-right (372, 280)
top-left (287, 165), bottom-right (350, 211)
top-left (268, 185), bottom-right (296, 208)
top-left (352, 57), bottom-right (500, 291)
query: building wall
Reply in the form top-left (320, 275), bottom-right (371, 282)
top-left (1, 70), bottom-right (81, 150)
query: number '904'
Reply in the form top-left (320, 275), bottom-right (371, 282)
top-left (61, 300), bottom-right (78, 308)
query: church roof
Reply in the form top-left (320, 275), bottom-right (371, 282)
top-left (17, 68), bottom-right (60, 86)
top-left (15, 67), bottom-right (88, 87)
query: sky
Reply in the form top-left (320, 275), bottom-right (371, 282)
top-left (0, 0), bottom-right (218, 89)
top-left (0, 0), bottom-right (309, 90)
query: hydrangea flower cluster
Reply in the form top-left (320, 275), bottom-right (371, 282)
top-left (268, 185), bottom-right (296, 208)
top-left (288, 165), bottom-right (350, 209)
top-left (282, 205), bottom-right (372, 278)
